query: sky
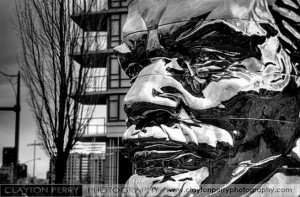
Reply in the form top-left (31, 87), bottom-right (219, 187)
top-left (0, 0), bottom-right (50, 179)
top-left (0, 0), bottom-right (108, 180)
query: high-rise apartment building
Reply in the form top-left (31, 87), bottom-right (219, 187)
top-left (64, 153), bottom-right (81, 184)
top-left (49, 151), bottom-right (105, 184)
top-left (64, 152), bottom-right (105, 184)
top-left (70, 0), bottom-right (133, 186)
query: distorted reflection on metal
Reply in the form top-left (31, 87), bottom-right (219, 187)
top-left (114, 0), bottom-right (300, 196)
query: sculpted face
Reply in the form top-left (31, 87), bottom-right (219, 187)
top-left (114, 0), bottom-right (300, 196)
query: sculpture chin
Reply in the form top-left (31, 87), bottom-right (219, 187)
top-left (123, 167), bottom-right (210, 197)
top-left (134, 150), bottom-right (207, 177)
top-left (123, 122), bottom-right (234, 177)
top-left (122, 123), bottom-right (287, 196)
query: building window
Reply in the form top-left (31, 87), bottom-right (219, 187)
top-left (109, 14), bottom-right (127, 48)
top-left (109, 0), bottom-right (127, 8)
top-left (108, 95), bottom-right (126, 122)
top-left (109, 55), bottom-right (130, 88)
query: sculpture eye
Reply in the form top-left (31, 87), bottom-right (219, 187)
top-left (178, 24), bottom-right (265, 65)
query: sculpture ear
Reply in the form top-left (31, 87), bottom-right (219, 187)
top-left (268, 0), bottom-right (300, 70)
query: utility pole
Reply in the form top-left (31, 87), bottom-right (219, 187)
top-left (15, 71), bottom-right (21, 181)
top-left (27, 140), bottom-right (42, 183)
top-left (0, 71), bottom-right (21, 182)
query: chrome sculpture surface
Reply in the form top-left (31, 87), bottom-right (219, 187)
top-left (114, 0), bottom-right (300, 196)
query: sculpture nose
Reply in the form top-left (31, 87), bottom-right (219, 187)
top-left (123, 58), bottom-right (182, 123)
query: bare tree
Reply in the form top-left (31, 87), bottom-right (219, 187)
top-left (15, 0), bottom-right (102, 183)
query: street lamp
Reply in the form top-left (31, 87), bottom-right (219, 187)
top-left (22, 158), bottom-right (41, 184)
top-left (0, 70), bottom-right (21, 182)
top-left (23, 158), bottom-right (41, 164)
top-left (27, 140), bottom-right (42, 182)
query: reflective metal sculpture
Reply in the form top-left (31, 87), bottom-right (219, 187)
top-left (114, 0), bottom-right (300, 196)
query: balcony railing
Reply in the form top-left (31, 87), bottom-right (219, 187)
top-left (109, 0), bottom-right (127, 8)
top-left (86, 75), bottom-right (107, 92)
top-left (74, 74), bottom-right (107, 93)
top-left (81, 117), bottom-right (106, 136)
top-left (74, 34), bottom-right (108, 54)
top-left (72, 0), bottom-right (108, 15)
top-left (72, 0), bottom-right (127, 15)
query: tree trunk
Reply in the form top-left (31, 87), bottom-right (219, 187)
top-left (54, 154), bottom-right (68, 184)
top-left (15, 0), bottom-right (97, 185)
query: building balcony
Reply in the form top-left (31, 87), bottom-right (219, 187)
top-left (72, 138), bottom-right (106, 153)
top-left (72, 74), bottom-right (108, 104)
top-left (74, 89), bottom-right (129, 105)
top-left (82, 117), bottom-right (106, 136)
top-left (71, 70), bottom-right (130, 105)
top-left (71, 34), bottom-right (109, 68)
top-left (75, 33), bottom-right (108, 53)
top-left (83, 75), bottom-right (107, 92)
top-left (71, 0), bottom-right (108, 31)
top-left (75, 117), bottom-right (106, 142)
top-left (71, 0), bottom-right (127, 31)
top-left (109, 0), bottom-right (127, 9)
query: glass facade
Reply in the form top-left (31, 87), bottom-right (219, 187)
top-left (108, 13), bottom-right (130, 89)
top-left (109, 14), bottom-right (127, 48)
top-left (108, 95), bottom-right (126, 122)
top-left (109, 55), bottom-right (130, 88)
